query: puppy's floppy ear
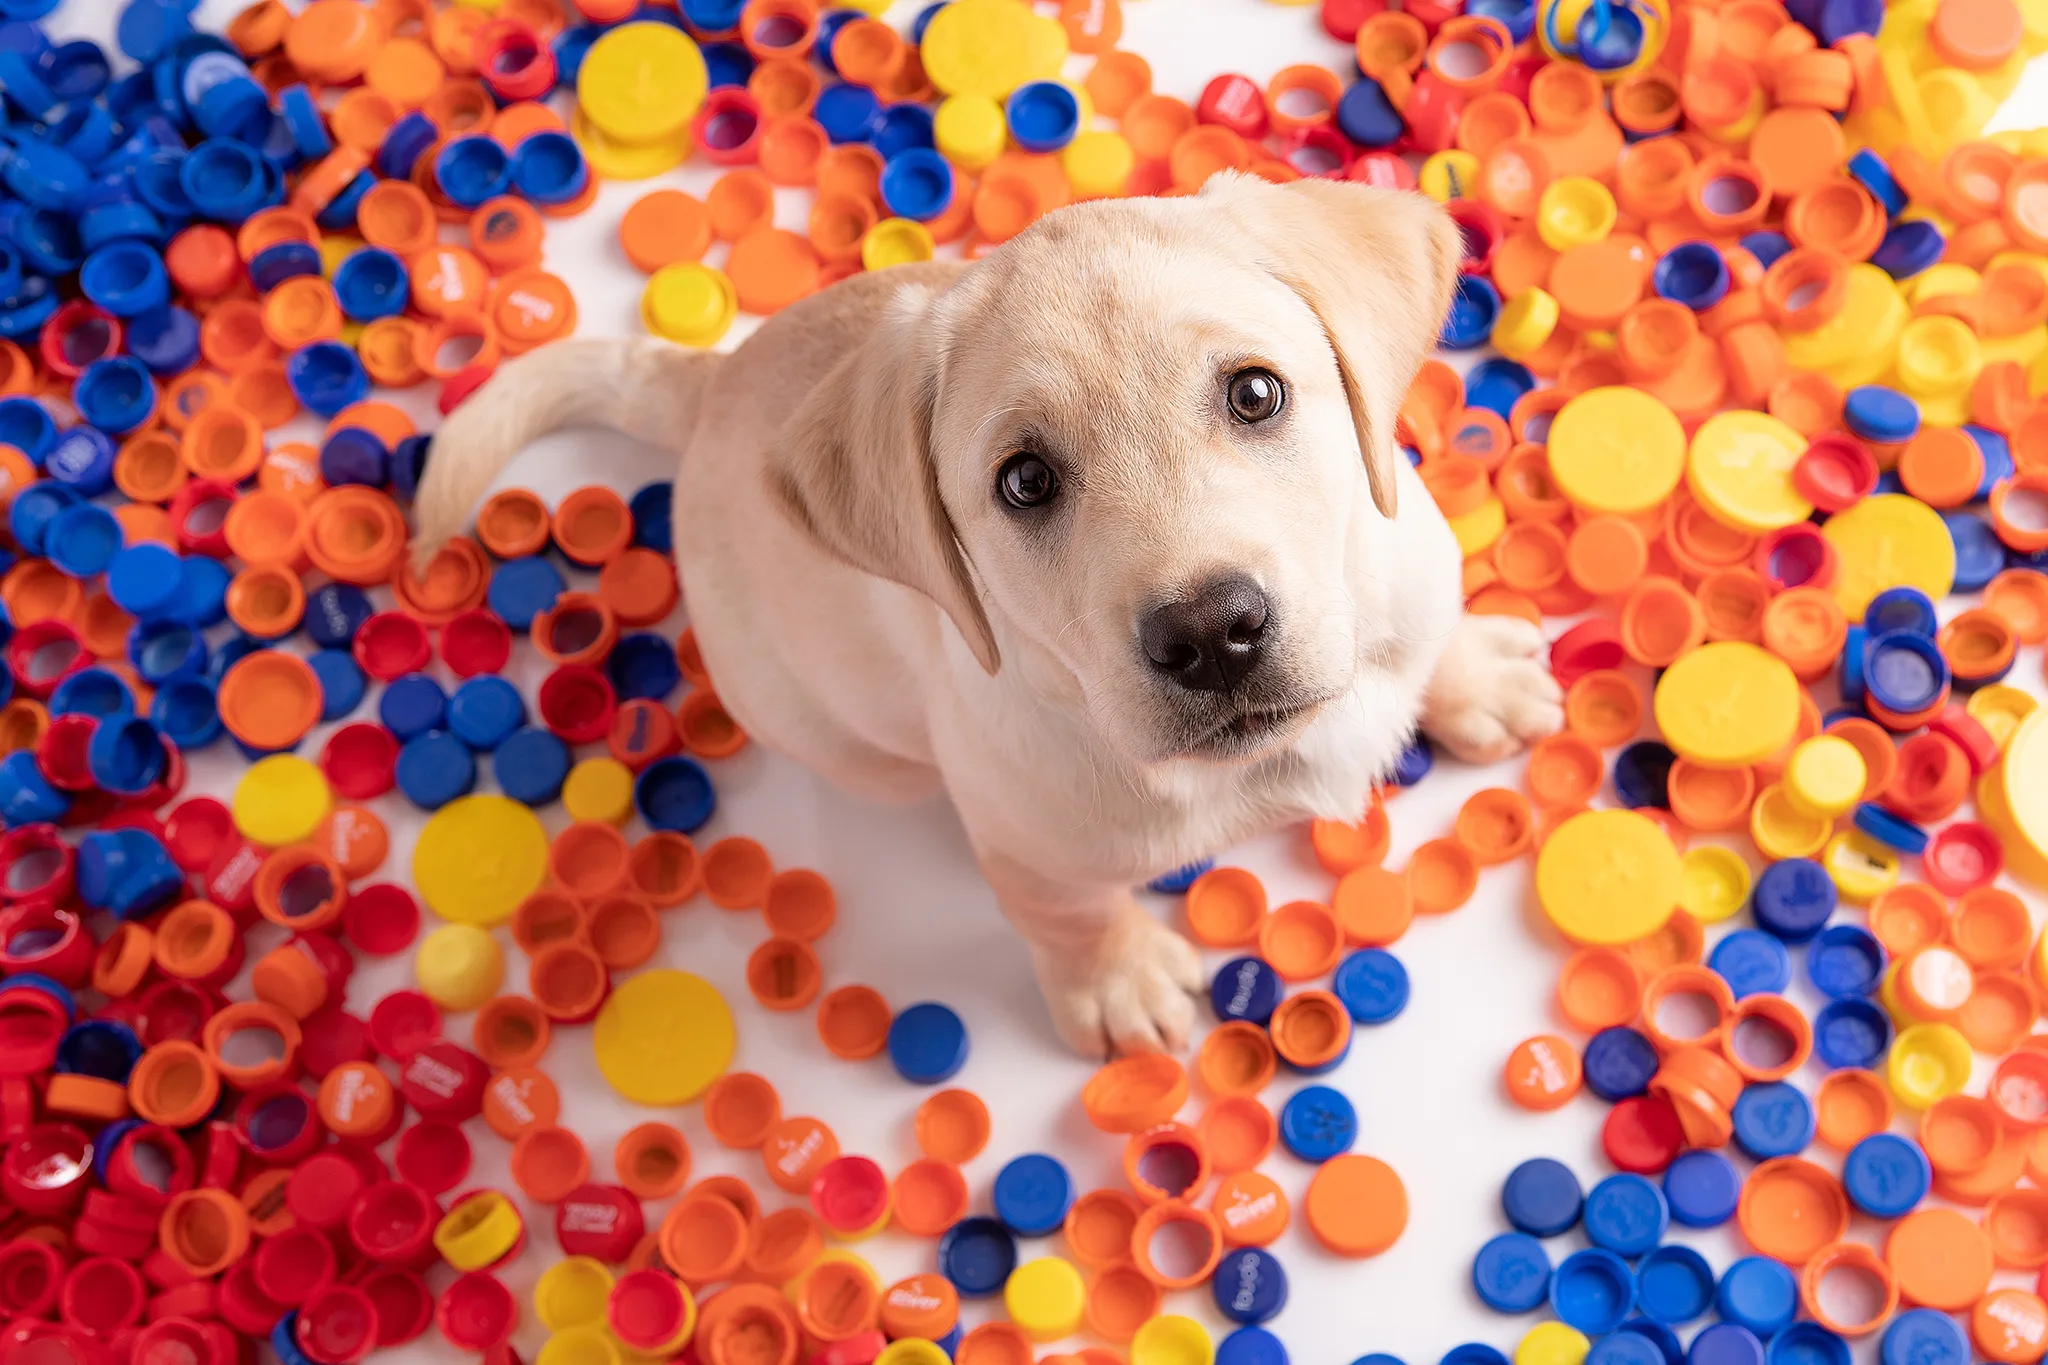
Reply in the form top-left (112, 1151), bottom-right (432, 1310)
top-left (767, 284), bottom-right (1002, 675)
top-left (1206, 174), bottom-right (1462, 520)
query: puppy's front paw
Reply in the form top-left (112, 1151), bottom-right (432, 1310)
top-left (1034, 914), bottom-right (1203, 1058)
top-left (1422, 614), bottom-right (1565, 765)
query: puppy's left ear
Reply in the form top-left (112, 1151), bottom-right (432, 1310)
top-left (1206, 174), bottom-right (1462, 520)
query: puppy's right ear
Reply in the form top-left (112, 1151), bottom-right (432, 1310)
top-left (767, 285), bottom-right (1002, 675)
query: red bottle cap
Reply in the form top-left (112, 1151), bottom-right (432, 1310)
top-left (36, 714), bottom-right (99, 791)
top-left (58, 1256), bottom-right (146, 1336)
top-left (297, 1283), bottom-right (381, 1364)
top-left (233, 1081), bottom-right (326, 1165)
top-left (436, 1271), bottom-right (517, 1351)
top-left (132, 1316), bottom-right (226, 1365)
top-left (398, 1042), bottom-right (488, 1122)
top-left (217, 1260), bottom-right (289, 1339)
top-left (320, 724), bottom-right (400, 801)
top-left (104, 1123), bottom-right (196, 1205)
top-left (810, 1156), bottom-right (890, 1234)
top-left (394, 1119), bottom-right (472, 1196)
top-left (254, 1225), bottom-right (338, 1308)
top-left (538, 664), bottom-right (618, 745)
top-left (353, 613), bottom-right (434, 681)
top-left (133, 980), bottom-right (221, 1047)
top-left (0, 1239), bottom-right (65, 1317)
top-left (203, 840), bottom-right (266, 922)
top-left (163, 798), bottom-right (235, 875)
top-left (341, 884), bottom-right (421, 957)
top-left (2, 1122), bottom-right (94, 1216)
top-left (287, 1151), bottom-right (368, 1230)
top-left (297, 1008), bottom-right (375, 1080)
top-left (144, 1281), bottom-right (217, 1323)
top-left (358, 1267), bottom-right (434, 1347)
top-left (369, 990), bottom-right (442, 1062)
top-left (554, 1183), bottom-right (645, 1262)
top-left (442, 609), bottom-right (513, 677)
top-left (348, 1181), bottom-right (442, 1268)
top-left (0, 823), bottom-right (76, 907)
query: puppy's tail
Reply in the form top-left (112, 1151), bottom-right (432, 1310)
top-left (409, 336), bottom-right (720, 566)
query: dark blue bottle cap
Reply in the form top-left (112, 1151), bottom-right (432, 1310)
top-left (1471, 1232), bottom-right (1550, 1314)
top-left (285, 340), bottom-right (369, 419)
top-left (305, 582), bottom-right (375, 648)
top-left (815, 81), bottom-right (883, 143)
top-left (378, 673), bottom-right (448, 743)
top-left (1842, 1131), bottom-right (1929, 1218)
top-left (1947, 511), bottom-right (2006, 592)
top-left (1582, 1172), bottom-right (1667, 1257)
top-left (1151, 858), bottom-right (1214, 895)
top-left (107, 543), bottom-right (181, 618)
top-left (117, 0), bottom-right (193, 63)
top-left (1714, 1256), bottom-right (1797, 1339)
top-left (814, 6), bottom-right (864, 73)
top-left (1709, 930), bottom-right (1791, 999)
top-left (933, 1324), bottom-right (962, 1357)
top-left (0, 750), bottom-right (71, 826)
top-left (879, 148), bottom-right (955, 222)
top-left (1005, 81), bottom-right (1080, 153)
top-left (874, 103), bottom-right (936, 159)
top-left (435, 136), bottom-right (513, 209)
top-left (992, 1153), bottom-right (1072, 1236)
top-left (936, 1216), bottom-right (1015, 1297)
top-left (1661, 1148), bottom-right (1739, 1227)
top-left (1806, 924), bottom-right (1884, 999)
top-left (680, 0), bottom-right (745, 32)
top-left (1212, 1247), bottom-right (1287, 1324)
top-left (1852, 802), bottom-right (1927, 855)
top-left (1811, 996), bottom-right (1892, 1070)
top-left (1865, 585), bottom-right (1937, 637)
top-left (488, 556), bottom-right (566, 632)
top-left (1739, 230), bottom-right (1793, 268)
top-left (1688, 1323), bottom-right (1764, 1365)
top-left (1462, 357), bottom-right (1535, 420)
top-left (1390, 740), bottom-right (1433, 787)
top-left (55, 1018), bottom-right (142, 1080)
top-left (1842, 385), bottom-right (1920, 445)
top-left (1441, 1348), bottom-right (1508, 1365)
top-left (1777, 1326), bottom-right (1859, 1365)
top-left (50, 667), bottom-right (134, 719)
top-left (495, 726), bottom-right (571, 807)
top-left (1440, 275), bottom-right (1501, 350)
top-left (332, 246), bottom-right (410, 322)
top-left (248, 240), bottom-right (322, 292)
top-left (0, 396), bottom-right (57, 463)
top-left (1333, 948), bottom-right (1408, 1024)
top-left (1354, 1356), bottom-right (1407, 1365)
top-left (1218, 1327), bottom-right (1288, 1365)
top-left (1966, 423), bottom-right (2014, 498)
top-left (208, 633), bottom-right (264, 687)
top-left (72, 356), bottom-right (157, 435)
top-left (888, 1002), bottom-right (969, 1085)
top-left (395, 731), bottom-right (477, 810)
top-left (607, 633), bottom-right (683, 702)
top-left (629, 481), bottom-right (673, 553)
top-left (1618, 1321), bottom-right (1684, 1365)
top-left (152, 676), bottom-right (221, 750)
top-left (46, 502), bottom-right (124, 579)
top-left (168, 554), bottom-right (229, 629)
top-left (1878, 1310), bottom-right (1965, 1365)
top-left (634, 756), bottom-right (716, 833)
top-left (1730, 1081), bottom-right (1814, 1161)
top-left (278, 83), bottom-right (331, 159)
top-left (1550, 1248), bottom-right (1635, 1336)
top-left (308, 648), bottom-right (366, 723)
top-left (1583, 1026), bottom-right (1660, 1101)
top-left (76, 827), bottom-right (182, 919)
top-left (1614, 740), bottom-right (1676, 808)
top-left (1751, 857), bottom-right (1835, 943)
top-left (391, 434), bottom-right (431, 502)
top-left (1210, 956), bottom-right (1282, 1025)
top-left (124, 305), bottom-right (201, 376)
top-left (1634, 1244), bottom-right (1714, 1325)
top-left (177, 138), bottom-right (268, 222)
top-left (78, 202), bottom-right (168, 255)
top-left (448, 675), bottom-right (525, 751)
top-left (700, 40), bottom-right (755, 89)
top-left (87, 714), bottom-right (166, 795)
top-left (1870, 219), bottom-right (1943, 279)
top-left (43, 425), bottom-right (118, 496)
top-left (1589, 1335), bottom-right (1668, 1365)
top-left (319, 425), bottom-right (390, 489)
top-left (511, 131), bottom-right (589, 206)
top-left (1501, 1156), bottom-right (1582, 1236)
top-left (1279, 1085), bottom-right (1357, 1163)
top-left (1846, 149), bottom-right (1907, 217)
top-left (910, 2), bottom-right (950, 42)
top-left (1838, 625), bottom-right (1867, 706)
top-left (128, 618), bottom-right (206, 684)
top-left (1652, 242), bottom-right (1730, 311)
top-left (1336, 76), bottom-right (1402, 147)
top-left (1864, 630), bottom-right (1948, 714)
top-left (376, 110), bottom-right (436, 179)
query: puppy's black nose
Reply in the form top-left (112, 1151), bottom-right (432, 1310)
top-left (1141, 575), bottom-right (1270, 693)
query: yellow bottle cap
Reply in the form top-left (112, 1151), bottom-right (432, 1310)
top-left (593, 970), bottom-right (734, 1104)
top-left (578, 22), bottom-right (707, 144)
top-left (1493, 288), bottom-right (1561, 361)
top-left (1447, 496), bottom-right (1507, 558)
top-left (232, 755), bottom-right (332, 848)
top-left (863, 218), bottom-right (936, 271)
top-left (934, 94), bottom-right (1008, 170)
top-left (1535, 809), bottom-right (1680, 946)
top-left (1686, 409), bottom-right (1813, 535)
top-left (1966, 684), bottom-right (2035, 750)
top-left (1516, 1322), bottom-right (1592, 1365)
top-left (1535, 176), bottom-right (1617, 250)
top-left (434, 1190), bottom-right (524, 1271)
top-left (1820, 831), bottom-right (1902, 906)
top-left (1820, 494), bottom-right (1956, 622)
top-left (2000, 711), bottom-right (2048, 881)
top-left (1549, 387), bottom-right (1686, 516)
top-left (1750, 783), bottom-right (1834, 861)
top-left (1783, 735), bottom-right (1868, 818)
top-left (1895, 314), bottom-right (1982, 399)
top-left (1888, 1022), bottom-right (1974, 1110)
top-left (1676, 846), bottom-right (1750, 925)
top-left (642, 263), bottom-right (737, 349)
top-left (413, 795), bottom-right (549, 927)
top-left (1653, 641), bottom-right (1801, 769)
top-left (535, 1257), bottom-right (617, 1332)
top-left (1781, 263), bottom-right (1907, 385)
top-left (535, 1326), bottom-right (623, 1365)
top-left (1004, 1257), bottom-right (1086, 1342)
top-left (1131, 1316), bottom-right (1214, 1365)
top-left (1418, 150), bottom-right (1482, 203)
top-left (1063, 130), bottom-right (1135, 198)
top-left (878, 1342), bottom-right (953, 1365)
top-left (922, 0), bottom-right (1040, 98)
top-left (563, 757), bottom-right (637, 827)
top-left (415, 923), bottom-right (506, 1012)
top-left (573, 106), bottom-right (690, 180)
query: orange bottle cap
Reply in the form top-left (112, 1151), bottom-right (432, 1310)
top-left (1799, 1241), bottom-right (1897, 1336)
top-left (1129, 1199), bottom-right (1221, 1289)
top-left (816, 985), bottom-right (891, 1061)
top-left (881, 1274), bottom-right (959, 1341)
top-left (587, 894), bottom-right (662, 971)
top-left (511, 1125), bottom-right (591, 1204)
top-left (1813, 1069), bottom-right (1892, 1150)
top-left (1666, 758), bottom-right (1756, 832)
top-left (317, 1059), bottom-right (396, 1138)
top-left (1255, 900), bottom-right (1343, 981)
top-left (472, 994), bottom-right (551, 1071)
top-left (1406, 837), bottom-right (1478, 913)
top-left (1198, 1097), bottom-right (1276, 1175)
top-left (1556, 947), bottom-right (1641, 1032)
top-left (159, 1188), bottom-right (252, 1276)
top-left (915, 1089), bottom-right (991, 1165)
top-left (1185, 866), bottom-right (1267, 947)
top-left (745, 936), bottom-right (821, 1011)
top-left (704, 1072), bottom-right (782, 1149)
top-left (1526, 732), bottom-right (1604, 810)
top-left (1304, 1155), bottom-right (1407, 1258)
top-left (1269, 990), bottom-right (1351, 1071)
top-left (701, 836), bottom-right (773, 909)
top-left (1504, 1035), bottom-right (1582, 1111)
top-left (1083, 1054), bottom-right (1189, 1133)
top-left (762, 1116), bottom-right (839, 1194)
top-left (597, 547), bottom-right (681, 628)
top-left (1211, 1170), bottom-right (1289, 1249)
top-left (527, 942), bottom-right (609, 1021)
top-left (1196, 1019), bottom-right (1277, 1100)
top-left (1329, 863), bottom-right (1412, 949)
top-left (661, 1194), bottom-right (750, 1285)
top-left (892, 1158), bottom-right (969, 1238)
top-left (1310, 797), bottom-right (1390, 875)
top-left (470, 196), bottom-right (546, 274)
top-left (1886, 1206), bottom-right (1995, 1309)
top-left (622, 190), bottom-right (714, 273)
top-left (1739, 1159), bottom-right (1849, 1265)
top-left (627, 832), bottom-right (699, 908)
top-left (1454, 787), bottom-right (1536, 864)
top-left (510, 889), bottom-right (586, 957)
top-left (358, 181), bottom-right (439, 258)
top-left (549, 820), bottom-right (630, 898)
top-left (483, 1066), bottom-right (560, 1141)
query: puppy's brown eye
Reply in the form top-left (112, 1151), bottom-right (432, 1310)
top-left (1227, 368), bottom-right (1286, 423)
top-left (998, 453), bottom-right (1059, 509)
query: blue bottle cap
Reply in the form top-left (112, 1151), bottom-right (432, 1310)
top-left (1440, 275), bottom-right (1501, 350)
top-left (1816, 0), bottom-right (1882, 41)
top-left (505, 130), bottom-right (587, 207)
top-left (495, 726), bottom-right (572, 807)
top-left (812, 9), bottom-right (862, 73)
top-left (307, 648), bottom-right (366, 723)
top-left (814, 81), bottom-right (884, 144)
top-left (435, 136), bottom-right (513, 209)
top-left (1210, 956), bottom-right (1282, 1025)
top-left (1335, 76), bottom-right (1402, 147)
top-left (3, 142), bottom-right (89, 211)
top-left (390, 433), bottom-right (429, 503)
top-left (1614, 740), bottom-right (1677, 808)
top-left (124, 305), bottom-right (201, 376)
top-left (78, 202), bottom-right (167, 255)
top-left (879, 148), bottom-right (955, 222)
top-left (1709, 930), bottom-right (1791, 999)
top-left (629, 482), bottom-right (673, 554)
top-left (1965, 424), bottom-right (2014, 498)
top-left (50, 667), bottom-right (134, 719)
top-left (607, 633), bottom-right (683, 702)
top-left (1441, 1348), bottom-right (1508, 1365)
top-left (933, 1324), bottom-right (962, 1357)
top-left (1333, 948), bottom-right (1409, 1024)
top-left (680, 0), bottom-right (745, 32)
top-left (43, 425), bottom-right (118, 496)
top-left (1842, 385), bottom-right (1920, 445)
top-left (1846, 149), bottom-right (1907, 217)
top-left (1739, 230), bottom-right (1793, 268)
top-left (319, 425), bottom-right (389, 488)
top-left (1878, 1310), bottom-right (1966, 1365)
top-left (909, 1), bottom-right (949, 42)
top-left (1806, 924), bottom-right (1884, 999)
top-left (448, 676), bottom-right (526, 751)
top-left (46, 502), bottom-right (125, 579)
top-left (247, 240), bottom-right (322, 292)
top-left (1711, 1257), bottom-right (1799, 1339)
top-left (0, 395), bottom-right (57, 462)
top-left (168, 554), bottom-right (230, 629)
top-left (1150, 858), bottom-right (1214, 895)
top-left (177, 138), bottom-right (268, 222)
top-left (1842, 1131), bottom-right (1929, 1218)
top-left (1688, 1324), bottom-right (1764, 1365)
top-left (1867, 583), bottom-right (1936, 634)
top-left (72, 357), bottom-right (158, 435)
top-left (874, 102), bottom-right (937, 159)
top-left (700, 40), bottom-right (755, 88)
top-left (379, 673), bottom-right (448, 743)
top-left (1652, 242), bottom-right (1730, 311)
top-left (1390, 740), bottom-right (1433, 787)
top-left (272, 1313), bottom-right (313, 1365)
top-left (1870, 219), bottom-right (1944, 279)
top-left (1838, 625), bottom-right (1867, 706)
top-left (331, 247), bottom-right (410, 322)
top-left (1461, 357), bottom-right (1535, 420)
top-left (1501, 1157), bottom-right (1582, 1237)
top-left (116, 0), bottom-right (193, 63)
top-left (1582, 1172), bottom-right (1668, 1257)
top-left (1550, 1248), bottom-right (1635, 1336)
top-left (1767, 1327), bottom-right (1846, 1365)
top-left (305, 582), bottom-right (375, 648)
top-left (1811, 995), bottom-right (1893, 1070)
top-left (395, 731), bottom-right (477, 810)
top-left (1750, 857), bottom-right (1835, 943)
top-left (936, 1216), bottom-right (1015, 1297)
top-left (1634, 1244), bottom-right (1714, 1325)
top-left (992, 1153), bottom-right (1073, 1236)
top-left (87, 714), bottom-right (166, 796)
top-left (278, 83), bottom-right (331, 159)
top-left (1279, 1085), bottom-right (1357, 1163)
top-left (376, 110), bottom-right (437, 179)
top-left (1864, 630), bottom-right (1948, 714)
top-left (285, 340), bottom-right (369, 418)
top-left (208, 634), bottom-right (264, 687)
top-left (1218, 1327), bottom-right (1288, 1365)
top-left (1583, 1026), bottom-right (1660, 1101)
top-left (1589, 1336), bottom-right (1667, 1365)
top-left (1947, 511), bottom-right (2006, 593)
top-left (1730, 1081), bottom-right (1814, 1161)
top-left (1617, 1322), bottom-right (1684, 1365)
top-left (55, 1018), bottom-right (142, 1080)
top-left (488, 556), bottom-right (566, 632)
top-left (1471, 1232), bottom-right (1550, 1314)
top-left (1852, 802), bottom-right (1927, 855)
top-left (152, 676), bottom-right (222, 750)
top-left (634, 755), bottom-right (716, 832)
top-left (1661, 1149), bottom-right (1739, 1227)
top-left (1212, 1247), bottom-right (1287, 1324)
top-left (888, 1002), bottom-right (969, 1085)
top-left (0, 751), bottom-right (71, 827)
top-left (128, 618), bottom-right (206, 684)
top-left (76, 827), bottom-right (182, 919)
top-left (9, 481), bottom-right (80, 559)
top-left (1005, 81), bottom-right (1080, 153)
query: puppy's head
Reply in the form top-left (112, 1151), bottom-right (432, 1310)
top-left (771, 174), bottom-right (1460, 765)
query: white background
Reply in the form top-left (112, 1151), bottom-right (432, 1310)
top-left (33, 2), bottom-right (2048, 1362)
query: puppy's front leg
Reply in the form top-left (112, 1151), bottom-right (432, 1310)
top-left (1422, 614), bottom-right (1566, 764)
top-left (979, 851), bottom-right (1203, 1058)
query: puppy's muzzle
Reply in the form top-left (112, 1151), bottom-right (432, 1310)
top-left (1140, 574), bottom-right (1271, 694)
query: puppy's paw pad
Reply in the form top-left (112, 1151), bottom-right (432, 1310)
top-left (1424, 615), bottom-right (1565, 765)
top-left (1039, 917), bottom-right (1203, 1058)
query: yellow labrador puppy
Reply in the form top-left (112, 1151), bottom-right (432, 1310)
top-left (414, 173), bottom-right (1563, 1057)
